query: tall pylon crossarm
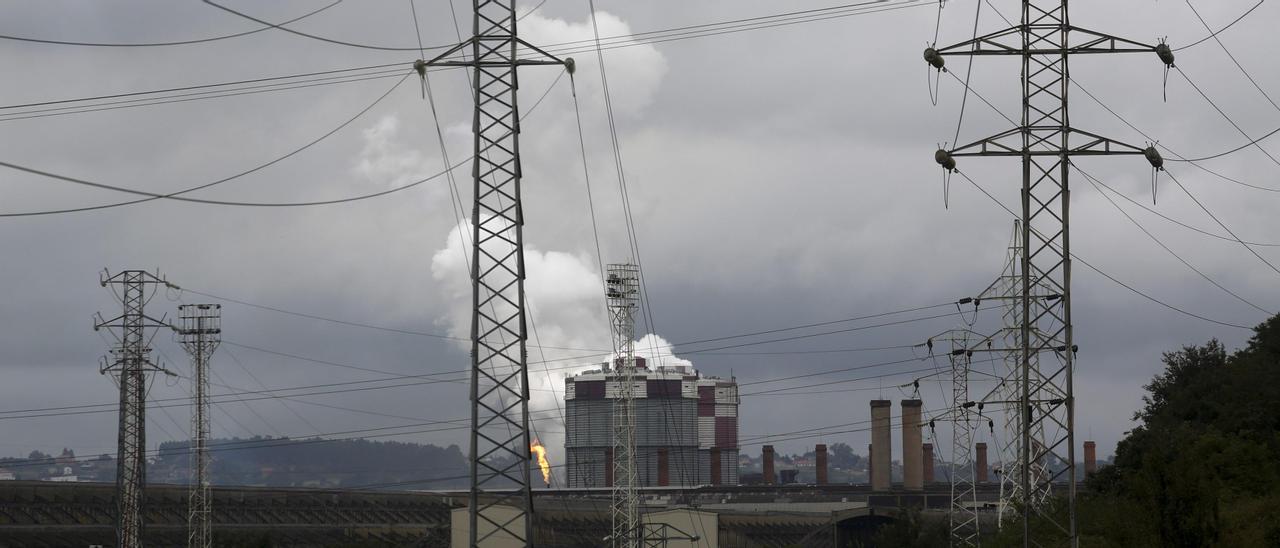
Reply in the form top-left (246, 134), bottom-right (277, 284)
top-left (926, 4), bottom-right (1169, 546)
top-left (417, 2), bottom-right (569, 546)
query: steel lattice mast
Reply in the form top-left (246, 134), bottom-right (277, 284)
top-left (948, 333), bottom-right (981, 548)
top-left (94, 270), bottom-right (174, 548)
top-left (417, 3), bottom-right (568, 545)
top-left (606, 264), bottom-right (641, 548)
top-left (929, 3), bottom-right (1167, 545)
top-left (178, 304), bottom-right (221, 548)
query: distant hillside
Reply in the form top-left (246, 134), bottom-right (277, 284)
top-left (152, 437), bottom-right (469, 490)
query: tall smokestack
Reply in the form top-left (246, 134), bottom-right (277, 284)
top-left (867, 443), bottom-right (873, 484)
top-left (975, 442), bottom-right (988, 483)
top-left (657, 448), bottom-right (670, 487)
top-left (871, 400), bottom-right (891, 490)
top-left (902, 399), bottom-right (923, 491)
top-left (815, 444), bottom-right (828, 485)
top-left (1084, 441), bottom-right (1097, 477)
top-left (923, 443), bottom-right (935, 484)
top-left (763, 445), bottom-right (776, 485)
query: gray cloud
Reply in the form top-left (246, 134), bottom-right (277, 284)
top-left (1, 0), bottom-right (1276, 474)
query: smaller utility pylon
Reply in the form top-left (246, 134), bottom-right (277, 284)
top-left (177, 304), bottom-right (221, 548)
top-left (94, 269), bottom-right (175, 548)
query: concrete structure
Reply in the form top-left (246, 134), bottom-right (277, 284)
top-left (922, 443), bottom-right (934, 483)
top-left (1084, 441), bottom-right (1097, 477)
top-left (870, 400), bottom-right (891, 490)
top-left (975, 443), bottom-right (988, 483)
top-left (815, 444), bottom-right (828, 485)
top-left (901, 400), bottom-right (923, 491)
top-left (565, 358), bottom-right (739, 487)
top-left (762, 446), bottom-right (775, 485)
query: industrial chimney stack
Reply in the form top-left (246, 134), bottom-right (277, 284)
top-left (975, 442), bottom-right (989, 483)
top-left (815, 444), bottom-right (828, 485)
top-left (762, 445), bottom-right (776, 485)
top-left (870, 400), bottom-right (892, 490)
top-left (902, 400), bottom-right (923, 490)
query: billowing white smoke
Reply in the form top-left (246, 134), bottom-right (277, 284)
top-left (430, 221), bottom-right (693, 471)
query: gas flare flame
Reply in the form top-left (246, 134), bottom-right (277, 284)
top-left (530, 440), bottom-right (551, 487)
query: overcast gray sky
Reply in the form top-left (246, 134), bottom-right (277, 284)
top-left (1, 0), bottom-right (1276, 476)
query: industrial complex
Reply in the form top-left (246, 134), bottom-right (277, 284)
top-left (564, 357), bottom-right (740, 488)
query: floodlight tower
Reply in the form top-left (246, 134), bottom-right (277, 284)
top-left (94, 270), bottom-right (174, 548)
top-left (927, 3), bottom-right (1170, 545)
top-left (415, 3), bottom-right (570, 546)
top-left (606, 263), bottom-right (641, 548)
top-left (178, 304), bottom-right (221, 548)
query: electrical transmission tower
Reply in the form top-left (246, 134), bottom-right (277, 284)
top-left (94, 270), bottom-right (174, 548)
top-left (178, 304), bottom-right (221, 548)
top-left (929, 3), bottom-right (1169, 545)
top-left (947, 332), bottom-right (982, 548)
top-left (606, 264), bottom-right (641, 548)
top-left (416, 3), bottom-right (569, 545)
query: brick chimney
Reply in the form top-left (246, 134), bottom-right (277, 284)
top-left (1084, 441), bottom-right (1097, 477)
top-left (815, 444), bottom-right (828, 485)
top-left (901, 399), bottom-right (923, 491)
top-left (975, 443), bottom-right (988, 483)
top-left (870, 400), bottom-right (892, 490)
top-left (763, 445), bottom-right (776, 485)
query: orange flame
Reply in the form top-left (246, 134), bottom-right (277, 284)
top-left (530, 440), bottom-right (551, 486)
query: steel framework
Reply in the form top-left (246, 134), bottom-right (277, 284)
top-left (606, 264), bottom-right (641, 548)
top-left (931, 3), bottom-right (1163, 545)
top-left (418, 3), bottom-right (567, 545)
top-left (94, 270), bottom-right (173, 548)
top-left (948, 334), bottom-right (981, 548)
top-left (177, 304), bottom-right (221, 548)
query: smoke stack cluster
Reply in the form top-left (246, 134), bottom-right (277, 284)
top-left (762, 445), bottom-right (776, 485)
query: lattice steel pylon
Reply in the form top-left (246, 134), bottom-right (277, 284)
top-left (417, 4), bottom-right (569, 545)
top-left (177, 304), bottom-right (221, 548)
top-left (924, 329), bottom-right (984, 548)
top-left (94, 270), bottom-right (174, 548)
top-left (929, 4), bottom-right (1167, 545)
top-left (606, 264), bottom-right (641, 548)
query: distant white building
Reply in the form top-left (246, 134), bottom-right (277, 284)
top-left (0, 469), bottom-right (14, 481)
top-left (45, 466), bottom-right (77, 482)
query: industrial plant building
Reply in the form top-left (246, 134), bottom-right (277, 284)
top-left (564, 357), bottom-right (739, 488)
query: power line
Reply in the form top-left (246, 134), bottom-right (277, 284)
top-left (0, 66), bottom-right (566, 215)
top-left (1164, 169), bottom-right (1280, 279)
top-left (1176, 0), bottom-right (1268, 52)
top-left (0, 68), bottom-right (410, 123)
top-left (952, 170), bottom-right (1254, 330)
top-left (0, 62), bottom-right (408, 112)
top-left (1075, 165), bottom-right (1273, 314)
top-left (0, 1), bottom-right (343, 47)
